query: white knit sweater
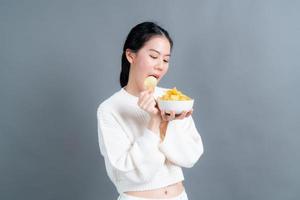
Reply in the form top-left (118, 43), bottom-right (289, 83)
top-left (97, 86), bottom-right (204, 194)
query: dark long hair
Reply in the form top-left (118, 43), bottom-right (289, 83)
top-left (120, 22), bottom-right (173, 87)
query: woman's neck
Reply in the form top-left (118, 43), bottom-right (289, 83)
top-left (124, 78), bottom-right (140, 97)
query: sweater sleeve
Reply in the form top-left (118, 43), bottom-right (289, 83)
top-left (158, 116), bottom-right (204, 168)
top-left (97, 106), bottom-right (166, 184)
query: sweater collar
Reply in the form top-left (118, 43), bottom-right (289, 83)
top-left (120, 87), bottom-right (139, 103)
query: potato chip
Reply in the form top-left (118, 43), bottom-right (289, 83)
top-left (144, 76), bottom-right (157, 91)
top-left (160, 87), bottom-right (191, 101)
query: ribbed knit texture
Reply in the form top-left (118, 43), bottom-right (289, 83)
top-left (97, 86), bottom-right (204, 194)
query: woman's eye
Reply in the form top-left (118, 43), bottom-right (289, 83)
top-left (150, 55), bottom-right (158, 59)
top-left (164, 60), bottom-right (169, 63)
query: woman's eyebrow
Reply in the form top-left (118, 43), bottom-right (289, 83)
top-left (149, 49), bottom-right (170, 56)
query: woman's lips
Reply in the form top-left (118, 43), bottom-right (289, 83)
top-left (149, 74), bottom-right (160, 79)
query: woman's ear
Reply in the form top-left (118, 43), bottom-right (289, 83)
top-left (125, 49), bottom-right (136, 64)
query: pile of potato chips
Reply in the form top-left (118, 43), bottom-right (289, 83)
top-left (159, 87), bottom-right (191, 101)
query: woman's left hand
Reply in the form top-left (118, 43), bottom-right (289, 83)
top-left (160, 109), bottom-right (193, 121)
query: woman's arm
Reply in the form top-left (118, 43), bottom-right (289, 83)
top-left (97, 106), bottom-right (166, 184)
top-left (158, 116), bottom-right (204, 168)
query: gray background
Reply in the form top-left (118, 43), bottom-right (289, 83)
top-left (1, 0), bottom-right (299, 200)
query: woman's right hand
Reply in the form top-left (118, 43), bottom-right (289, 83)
top-left (137, 90), bottom-right (161, 121)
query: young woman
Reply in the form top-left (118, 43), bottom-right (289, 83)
top-left (97, 22), bottom-right (204, 200)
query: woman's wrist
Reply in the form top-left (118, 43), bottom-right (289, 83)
top-left (159, 121), bottom-right (169, 141)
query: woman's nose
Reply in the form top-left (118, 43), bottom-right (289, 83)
top-left (154, 59), bottom-right (164, 70)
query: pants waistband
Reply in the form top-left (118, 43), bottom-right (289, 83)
top-left (119, 189), bottom-right (188, 200)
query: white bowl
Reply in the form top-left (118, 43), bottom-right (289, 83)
top-left (157, 99), bottom-right (194, 114)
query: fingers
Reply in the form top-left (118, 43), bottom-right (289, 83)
top-left (137, 90), bottom-right (151, 105)
top-left (161, 110), bottom-right (175, 121)
top-left (141, 95), bottom-right (155, 109)
top-left (185, 109), bottom-right (193, 118)
top-left (138, 90), bottom-right (158, 115)
top-left (145, 100), bottom-right (157, 114)
top-left (175, 111), bottom-right (187, 120)
top-left (161, 109), bottom-right (194, 121)
top-left (170, 111), bottom-right (176, 119)
top-left (161, 110), bottom-right (168, 121)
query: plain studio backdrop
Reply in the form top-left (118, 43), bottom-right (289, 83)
top-left (1, 0), bottom-right (299, 200)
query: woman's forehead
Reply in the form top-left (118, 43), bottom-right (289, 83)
top-left (143, 36), bottom-right (171, 54)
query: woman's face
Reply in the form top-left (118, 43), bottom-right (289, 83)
top-left (127, 36), bottom-right (171, 92)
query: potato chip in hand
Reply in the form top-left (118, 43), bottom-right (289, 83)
top-left (144, 76), bottom-right (157, 91)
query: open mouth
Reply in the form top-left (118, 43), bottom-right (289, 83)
top-left (149, 74), bottom-right (159, 79)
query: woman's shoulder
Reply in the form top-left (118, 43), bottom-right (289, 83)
top-left (97, 89), bottom-right (123, 114)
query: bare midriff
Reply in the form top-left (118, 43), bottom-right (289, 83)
top-left (124, 181), bottom-right (184, 199)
